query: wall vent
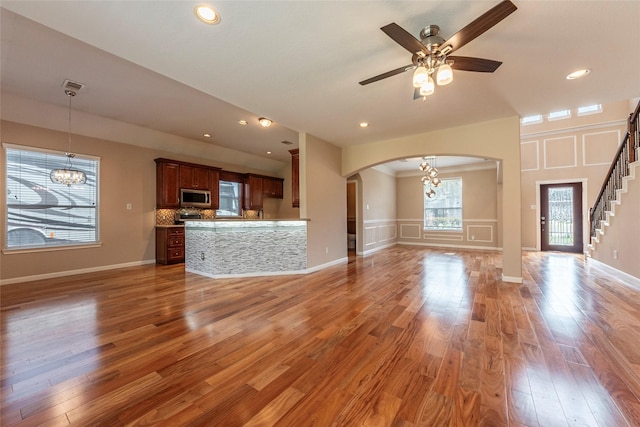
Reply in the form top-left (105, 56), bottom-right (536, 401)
top-left (62, 79), bottom-right (86, 93)
top-left (281, 140), bottom-right (294, 145)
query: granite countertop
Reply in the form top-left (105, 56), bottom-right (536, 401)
top-left (184, 218), bottom-right (309, 222)
top-left (155, 224), bottom-right (186, 228)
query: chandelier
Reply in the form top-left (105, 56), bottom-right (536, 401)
top-left (50, 88), bottom-right (87, 186)
top-left (419, 157), bottom-right (441, 198)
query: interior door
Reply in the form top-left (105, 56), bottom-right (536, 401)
top-left (540, 183), bottom-right (583, 253)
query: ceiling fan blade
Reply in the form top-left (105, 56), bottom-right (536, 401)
top-left (448, 56), bottom-right (502, 72)
top-left (381, 23), bottom-right (427, 55)
top-left (359, 64), bottom-right (416, 85)
top-left (439, 0), bottom-right (517, 55)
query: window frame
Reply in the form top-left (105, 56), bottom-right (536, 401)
top-left (3, 143), bottom-right (101, 253)
top-left (216, 171), bottom-right (244, 218)
top-left (423, 177), bottom-right (463, 231)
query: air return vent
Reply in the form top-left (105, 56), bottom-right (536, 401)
top-left (281, 140), bottom-right (294, 145)
top-left (61, 79), bottom-right (86, 93)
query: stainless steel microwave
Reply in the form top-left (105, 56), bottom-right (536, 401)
top-left (180, 188), bottom-right (211, 208)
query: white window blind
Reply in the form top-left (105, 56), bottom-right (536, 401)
top-left (5, 144), bottom-right (99, 249)
top-left (424, 178), bottom-right (462, 230)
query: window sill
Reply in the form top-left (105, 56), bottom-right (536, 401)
top-left (2, 242), bottom-right (103, 255)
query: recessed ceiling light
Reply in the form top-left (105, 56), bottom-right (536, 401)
top-left (203, 133), bottom-right (211, 138)
top-left (238, 120), bottom-right (247, 125)
top-left (194, 5), bottom-right (220, 24)
top-left (566, 69), bottom-right (590, 80)
top-left (266, 151), bottom-right (272, 155)
top-left (359, 122), bottom-right (369, 128)
top-left (258, 117), bottom-right (272, 128)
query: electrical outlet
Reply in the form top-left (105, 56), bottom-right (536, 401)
top-left (471, 235), bottom-right (475, 241)
top-left (126, 203), bottom-right (132, 210)
top-left (613, 249), bottom-right (618, 259)
top-left (325, 247), bottom-right (328, 254)
top-left (201, 252), bottom-right (205, 261)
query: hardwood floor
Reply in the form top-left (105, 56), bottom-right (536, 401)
top-left (2, 246), bottom-right (640, 426)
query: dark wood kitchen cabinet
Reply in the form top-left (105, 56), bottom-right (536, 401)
top-left (156, 227), bottom-right (184, 264)
top-left (155, 158), bottom-right (221, 209)
top-left (243, 174), bottom-right (264, 210)
top-left (289, 149), bottom-right (299, 208)
top-left (155, 159), bottom-right (180, 208)
top-left (180, 165), bottom-right (210, 190)
top-left (263, 177), bottom-right (284, 199)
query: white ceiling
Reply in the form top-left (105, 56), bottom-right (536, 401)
top-left (1, 1), bottom-right (639, 169)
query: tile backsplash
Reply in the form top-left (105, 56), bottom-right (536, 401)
top-left (155, 208), bottom-right (216, 225)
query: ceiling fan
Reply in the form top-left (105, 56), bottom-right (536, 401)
top-left (359, 0), bottom-right (517, 99)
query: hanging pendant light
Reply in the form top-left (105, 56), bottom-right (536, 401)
top-left (50, 89), bottom-right (87, 186)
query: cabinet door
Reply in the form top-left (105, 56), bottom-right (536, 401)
top-left (289, 149), bottom-right (300, 208)
top-left (209, 170), bottom-right (220, 209)
top-left (244, 175), bottom-right (264, 210)
top-left (156, 162), bottom-right (180, 208)
top-left (273, 179), bottom-right (284, 199)
top-left (193, 167), bottom-right (210, 190)
top-left (179, 165), bottom-right (194, 189)
top-left (262, 177), bottom-right (274, 197)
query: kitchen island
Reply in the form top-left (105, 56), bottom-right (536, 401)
top-left (184, 219), bottom-right (308, 278)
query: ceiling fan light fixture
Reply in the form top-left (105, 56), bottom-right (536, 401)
top-left (436, 63), bottom-right (453, 86)
top-left (419, 76), bottom-right (435, 96)
top-left (412, 66), bottom-right (429, 88)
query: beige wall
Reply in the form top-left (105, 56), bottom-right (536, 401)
top-left (342, 116), bottom-right (522, 282)
top-left (520, 102), bottom-right (628, 251)
top-left (590, 162), bottom-right (640, 279)
top-left (396, 166), bottom-right (499, 249)
top-left (1, 120), bottom-right (291, 282)
top-left (357, 168), bottom-right (397, 254)
top-left (300, 133), bottom-right (347, 268)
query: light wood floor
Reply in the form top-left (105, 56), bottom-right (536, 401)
top-left (2, 247), bottom-right (640, 426)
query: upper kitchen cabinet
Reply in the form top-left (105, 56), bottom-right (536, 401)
top-left (180, 164), bottom-right (210, 190)
top-left (208, 169), bottom-right (220, 210)
top-left (289, 149), bottom-right (299, 208)
top-left (243, 174), bottom-right (264, 210)
top-left (155, 158), bottom-right (221, 209)
top-left (263, 177), bottom-right (284, 199)
top-left (155, 159), bottom-right (180, 208)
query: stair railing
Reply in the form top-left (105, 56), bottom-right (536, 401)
top-left (589, 100), bottom-right (640, 241)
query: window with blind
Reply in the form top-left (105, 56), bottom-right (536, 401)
top-left (4, 144), bottom-right (99, 250)
top-left (424, 178), bottom-right (463, 230)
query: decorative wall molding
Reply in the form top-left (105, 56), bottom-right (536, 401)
top-left (400, 223), bottom-right (422, 239)
top-left (466, 224), bottom-right (493, 243)
top-left (423, 233), bottom-right (464, 241)
top-left (520, 119), bottom-right (626, 139)
top-left (543, 135), bottom-right (577, 169)
top-left (582, 129), bottom-right (621, 166)
top-left (520, 140), bottom-right (540, 172)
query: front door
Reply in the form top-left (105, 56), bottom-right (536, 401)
top-left (540, 183), bottom-right (583, 253)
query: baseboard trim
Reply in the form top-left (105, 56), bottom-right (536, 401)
top-left (502, 275), bottom-right (523, 284)
top-left (186, 257), bottom-right (349, 279)
top-left (398, 241), bottom-right (502, 251)
top-left (587, 257), bottom-right (640, 290)
top-left (0, 259), bottom-right (157, 286)
top-left (358, 242), bottom-right (397, 257)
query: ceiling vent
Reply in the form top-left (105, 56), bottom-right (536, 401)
top-left (281, 140), bottom-right (294, 145)
top-left (61, 79), bottom-right (86, 94)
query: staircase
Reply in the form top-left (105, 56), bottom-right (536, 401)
top-left (588, 100), bottom-right (640, 254)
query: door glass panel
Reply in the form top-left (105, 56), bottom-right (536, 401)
top-left (548, 187), bottom-right (574, 246)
